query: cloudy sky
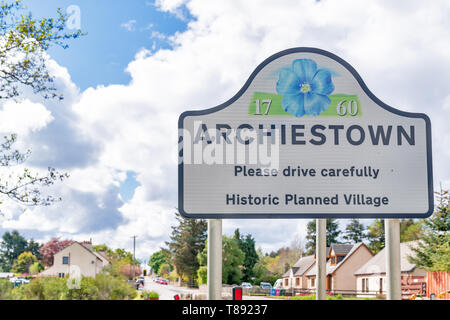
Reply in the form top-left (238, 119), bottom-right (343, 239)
top-left (0, 0), bottom-right (449, 261)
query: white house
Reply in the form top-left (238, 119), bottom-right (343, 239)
top-left (354, 241), bottom-right (427, 298)
top-left (282, 255), bottom-right (315, 290)
top-left (40, 241), bottom-right (110, 278)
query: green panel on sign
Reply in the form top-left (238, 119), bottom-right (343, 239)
top-left (248, 92), bottom-right (362, 117)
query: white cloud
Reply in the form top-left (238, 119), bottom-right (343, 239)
top-left (2, 0), bottom-right (450, 259)
top-left (121, 19), bottom-right (137, 32)
top-left (0, 99), bottom-right (53, 135)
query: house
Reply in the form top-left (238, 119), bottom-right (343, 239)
top-left (40, 241), bottom-right (110, 278)
top-left (282, 255), bottom-right (315, 290)
top-left (303, 243), bottom-right (374, 293)
top-left (354, 241), bottom-right (426, 299)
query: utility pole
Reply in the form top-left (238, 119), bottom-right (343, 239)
top-left (132, 235), bottom-right (137, 282)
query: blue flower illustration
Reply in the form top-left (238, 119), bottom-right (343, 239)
top-left (276, 59), bottom-right (334, 117)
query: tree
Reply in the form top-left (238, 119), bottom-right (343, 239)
top-left (343, 219), bottom-right (366, 243)
top-left (148, 250), bottom-right (170, 275)
top-left (367, 219), bottom-right (385, 254)
top-left (305, 219), bottom-right (341, 255)
top-left (0, 1), bottom-right (83, 214)
top-left (409, 189), bottom-right (450, 271)
top-left (400, 218), bottom-right (423, 242)
top-left (92, 244), bottom-right (138, 279)
top-left (252, 248), bottom-right (280, 285)
top-left (197, 236), bottom-right (245, 285)
top-left (28, 261), bottom-right (43, 275)
top-left (233, 229), bottom-right (258, 282)
top-left (40, 237), bottom-right (73, 266)
top-left (158, 263), bottom-right (172, 277)
top-left (25, 239), bottom-right (41, 260)
top-left (11, 251), bottom-right (36, 273)
top-left (0, 0), bottom-right (83, 100)
top-left (0, 230), bottom-right (29, 271)
top-left (166, 211), bottom-right (207, 285)
top-left (118, 264), bottom-right (141, 280)
top-left (222, 236), bottom-right (245, 285)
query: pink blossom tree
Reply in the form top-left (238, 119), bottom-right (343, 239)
top-left (40, 237), bottom-right (74, 266)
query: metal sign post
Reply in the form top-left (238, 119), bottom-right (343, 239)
top-left (207, 219), bottom-right (222, 300)
top-left (178, 47), bottom-right (433, 302)
top-left (385, 219), bottom-right (401, 300)
top-left (316, 219), bottom-right (327, 300)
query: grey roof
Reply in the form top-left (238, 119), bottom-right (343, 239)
top-left (305, 243), bottom-right (366, 276)
top-left (330, 244), bottom-right (354, 255)
top-left (283, 255), bottom-right (315, 277)
top-left (354, 241), bottom-right (420, 276)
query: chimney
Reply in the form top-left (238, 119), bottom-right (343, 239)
top-left (81, 240), bottom-right (93, 251)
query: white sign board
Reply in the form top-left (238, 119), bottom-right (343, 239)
top-left (178, 48), bottom-right (433, 219)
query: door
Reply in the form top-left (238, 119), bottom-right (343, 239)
top-left (326, 276), bottom-right (332, 291)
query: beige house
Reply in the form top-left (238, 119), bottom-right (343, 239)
top-left (304, 243), bottom-right (373, 293)
top-left (282, 255), bottom-right (315, 290)
top-left (40, 241), bottom-right (110, 278)
top-left (354, 241), bottom-right (426, 298)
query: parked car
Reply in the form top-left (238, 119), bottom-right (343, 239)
top-left (157, 278), bottom-right (168, 285)
top-left (260, 282), bottom-right (272, 289)
top-left (153, 277), bottom-right (161, 282)
top-left (273, 279), bottom-right (282, 289)
top-left (9, 277), bottom-right (30, 287)
top-left (241, 282), bottom-right (252, 289)
top-left (136, 277), bottom-right (145, 285)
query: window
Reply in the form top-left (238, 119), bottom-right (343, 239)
top-left (58, 273), bottom-right (65, 278)
top-left (361, 278), bottom-right (369, 293)
top-left (310, 278), bottom-right (315, 288)
top-left (62, 256), bottom-right (69, 265)
top-left (284, 278), bottom-right (289, 287)
top-left (330, 256), bottom-right (337, 266)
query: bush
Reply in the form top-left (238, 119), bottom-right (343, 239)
top-left (147, 291), bottom-right (159, 298)
top-left (290, 294), bottom-right (378, 301)
top-left (6, 274), bottom-right (136, 300)
top-left (168, 271), bottom-right (179, 283)
top-left (85, 274), bottom-right (136, 300)
top-left (197, 266), bottom-right (207, 285)
top-left (0, 279), bottom-right (13, 299)
top-left (29, 262), bottom-right (45, 275)
top-left (12, 277), bottom-right (69, 300)
top-left (291, 294), bottom-right (316, 300)
top-left (133, 290), bottom-right (159, 300)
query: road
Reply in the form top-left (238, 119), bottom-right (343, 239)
top-left (143, 277), bottom-right (197, 300)
top-left (142, 277), bottom-right (282, 300)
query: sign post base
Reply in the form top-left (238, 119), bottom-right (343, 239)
top-left (385, 219), bottom-right (401, 300)
top-left (207, 219), bottom-right (222, 300)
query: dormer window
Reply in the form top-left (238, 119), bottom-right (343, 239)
top-left (330, 256), bottom-right (337, 266)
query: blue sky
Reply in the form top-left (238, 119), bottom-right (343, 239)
top-left (20, 0), bottom-right (191, 203)
top-left (23, 0), bottom-right (191, 90)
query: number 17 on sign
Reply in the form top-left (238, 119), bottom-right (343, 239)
top-left (254, 99), bottom-right (272, 115)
